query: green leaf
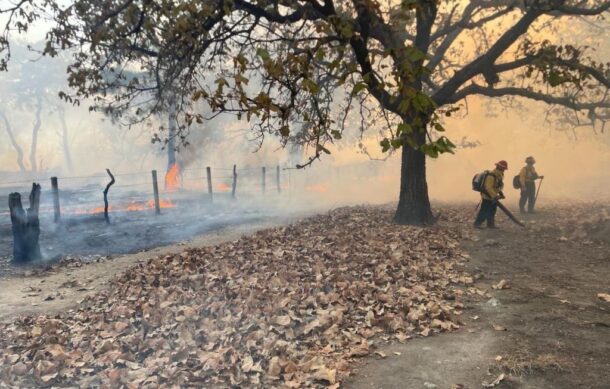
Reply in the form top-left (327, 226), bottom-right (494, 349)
top-left (547, 71), bottom-right (564, 87)
top-left (279, 125), bottom-right (290, 137)
top-left (420, 144), bottom-right (439, 158)
top-left (407, 48), bottom-right (426, 62)
top-left (380, 138), bottom-right (391, 153)
top-left (397, 123), bottom-right (412, 135)
top-left (352, 82), bottom-right (367, 95)
top-left (302, 78), bottom-right (320, 94)
top-left (256, 48), bottom-right (270, 61)
top-left (433, 123), bottom-right (445, 132)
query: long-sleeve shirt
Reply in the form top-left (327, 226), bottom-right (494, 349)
top-left (519, 165), bottom-right (539, 187)
top-left (482, 169), bottom-right (504, 200)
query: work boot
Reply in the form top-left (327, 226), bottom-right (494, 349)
top-left (487, 224), bottom-right (499, 229)
top-left (473, 224), bottom-right (484, 229)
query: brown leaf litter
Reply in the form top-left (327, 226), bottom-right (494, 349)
top-left (0, 206), bottom-right (472, 388)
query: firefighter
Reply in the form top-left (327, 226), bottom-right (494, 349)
top-left (519, 156), bottom-right (544, 213)
top-left (474, 160), bottom-right (508, 229)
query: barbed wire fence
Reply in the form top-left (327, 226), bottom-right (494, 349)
top-left (1, 161), bottom-right (398, 229)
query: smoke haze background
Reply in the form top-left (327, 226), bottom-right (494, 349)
top-left (1, 20), bottom-right (609, 209)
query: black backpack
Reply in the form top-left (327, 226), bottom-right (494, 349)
top-left (512, 175), bottom-right (521, 189)
top-left (472, 171), bottom-right (489, 192)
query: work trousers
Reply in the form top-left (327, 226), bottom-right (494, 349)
top-left (519, 181), bottom-right (536, 213)
top-left (474, 199), bottom-right (498, 227)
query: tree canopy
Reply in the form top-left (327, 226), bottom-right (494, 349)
top-left (2, 0), bottom-right (609, 223)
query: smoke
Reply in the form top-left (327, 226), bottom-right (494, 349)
top-left (426, 98), bottom-right (610, 204)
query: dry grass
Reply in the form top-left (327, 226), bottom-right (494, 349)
top-left (496, 351), bottom-right (574, 377)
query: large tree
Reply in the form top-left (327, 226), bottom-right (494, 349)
top-left (3, 0), bottom-right (610, 224)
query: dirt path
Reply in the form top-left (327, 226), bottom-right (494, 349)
top-left (0, 216), bottom-right (307, 323)
top-left (348, 206), bottom-right (610, 389)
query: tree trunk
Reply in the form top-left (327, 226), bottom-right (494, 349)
top-left (57, 106), bottom-right (74, 173)
top-left (30, 96), bottom-right (43, 173)
top-left (0, 111), bottom-right (26, 172)
top-left (9, 183), bottom-right (42, 263)
top-left (167, 97), bottom-right (177, 171)
top-left (394, 131), bottom-right (434, 225)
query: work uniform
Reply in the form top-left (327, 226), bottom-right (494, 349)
top-left (519, 165), bottom-right (539, 213)
top-left (474, 169), bottom-right (504, 228)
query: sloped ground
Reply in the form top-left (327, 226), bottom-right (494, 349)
top-left (0, 206), bottom-right (472, 388)
top-left (348, 203), bottom-right (610, 389)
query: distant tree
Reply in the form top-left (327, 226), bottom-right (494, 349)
top-left (3, 0), bottom-right (610, 224)
top-left (0, 109), bottom-right (27, 172)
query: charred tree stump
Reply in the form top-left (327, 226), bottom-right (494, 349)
top-left (103, 169), bottom-right (115, 224)
top-left (9, 183), bottom-right (42, 263)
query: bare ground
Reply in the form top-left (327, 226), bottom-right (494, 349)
top-left (1, 203), bottom-right (608, 388)
top-left (347, 203), bottom-right (610, 389)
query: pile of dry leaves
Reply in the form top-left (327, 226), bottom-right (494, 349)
top-left (0, 206), bottom-right (472, 388)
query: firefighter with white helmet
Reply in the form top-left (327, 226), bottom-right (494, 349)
top-left (518, 156), bottom-right (544, 213)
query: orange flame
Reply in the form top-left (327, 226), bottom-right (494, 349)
top-left (216, 182), bottom-right (231, 192)
top-left (305, 184), bottom-right (328, 193)
top-left (72, 199), bottom-right (175, 215)
top-left (165, 163), bottom-right (181, 192)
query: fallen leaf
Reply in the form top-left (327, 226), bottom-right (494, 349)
top-left (482, 373), bottom-right (506, 388)
top-left (312, 366), bottom-right (336, 384)
top-left (374, 351), bottom-right (387, 358)
top-left (597, 293), bottom-right (610, 303)
top-left (267, 356), bottom-right (282, 377)
top-left (241, 355), bottom-right (254, 372)
top-left (492, 279), bottom-right (510, 290)
top-left (492, 324), bottom-right (507, 331)
top-left (275, 315), bottom-right (291, 326)
top-left (31, 326), bottom-right (42, 337)
top-left (11, 362), bottom-right (28, 376)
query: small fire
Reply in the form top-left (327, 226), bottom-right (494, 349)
top-left (72, 199), bottom-right (175, 215)
top-left (216, 182), bottom-right (231, 192)
top-left (305, 184), bottom-right (328, 193)
top-left (165, 163), bottom-right (181, 192)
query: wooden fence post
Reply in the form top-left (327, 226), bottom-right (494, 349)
top-left (262, 166), bottom-right (266, 194)
top-left (152, 170), bottom-right (161, 215)
top-left (276, 165), bottom-right (281, 194)
top-left (51, 177), bottom-right (61, 222)
top-left (206, 166), bottom-right (213, 202)
top-left (232, 165), bottom-right (237, 199)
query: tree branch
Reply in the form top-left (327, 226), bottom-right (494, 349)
top-left (445, 83), bottom-right (610, 111)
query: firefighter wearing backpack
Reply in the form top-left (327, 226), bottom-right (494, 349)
top-left (518, 156), bottom-right (544, 213)
top-left (474, 160), bottom-right (508, 229)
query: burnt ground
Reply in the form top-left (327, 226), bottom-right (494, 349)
top-left (348, 203), bottom-right (610, 389)
top-left (0, 195), bottom-right (305, 279)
